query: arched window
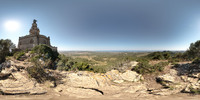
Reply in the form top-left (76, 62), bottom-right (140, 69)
top-left (30, 39), bottom-right (34, 44)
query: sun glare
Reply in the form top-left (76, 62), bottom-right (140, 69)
top-left (4, 20), bottom-right (20, 32)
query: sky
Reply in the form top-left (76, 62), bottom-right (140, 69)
top-left (0, 0), bottom-right (200, 51)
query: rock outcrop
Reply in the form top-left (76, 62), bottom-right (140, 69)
top-left (0, 57), bottom-right (199, 98)
top-left (105, 70), bottom-right (143, 83)
top-left (54, 70), bottom-right (147, 98)
top-left (0, 60), bottom-right (46, 95)
top-left (152, 63), bottom-right (200, 95)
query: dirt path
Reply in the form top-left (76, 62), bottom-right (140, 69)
top-left (0, 93), bottom-right (199, 100)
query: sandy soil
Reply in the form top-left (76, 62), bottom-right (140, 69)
top-left (0, 93), bottom-right (199, 100)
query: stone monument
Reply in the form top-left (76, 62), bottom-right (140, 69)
top-left (18, 19), bottom-right (57, 51)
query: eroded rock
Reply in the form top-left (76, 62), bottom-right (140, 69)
top-left (121, 70), bottom-right (142, 82)
top-left (0, 70), bottom-right (46, 95)
top-left (55, 84), bottom-right (103, 98)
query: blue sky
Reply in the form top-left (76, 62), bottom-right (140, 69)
top-left (0, 0), bottom-right (200, 51)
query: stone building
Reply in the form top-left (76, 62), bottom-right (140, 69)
top-left (18, 19), bottom-right (57, 51)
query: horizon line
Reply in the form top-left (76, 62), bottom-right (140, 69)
top-left (58, 49), bottom-right (186, 52)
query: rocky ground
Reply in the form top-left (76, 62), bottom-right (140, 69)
top-left (0, 54), bottom-right (199, 100)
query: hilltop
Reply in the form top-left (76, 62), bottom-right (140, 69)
top-left (0, 40), bottom-right (200, 99)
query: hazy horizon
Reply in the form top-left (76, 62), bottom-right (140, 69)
top-left (0, 0), bottom-right (200, 51)
top-left (58, 50), bottom-right (185, 52)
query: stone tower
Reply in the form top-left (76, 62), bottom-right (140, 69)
top-left (18, 19), bottom-right (57, 51)
top-left (29, 19), bottom-right (40, 35)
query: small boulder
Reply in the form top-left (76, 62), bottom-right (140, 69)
top-left (66, 72), bottom-right (99, 88)
top-left (120, 70), bottom-right (142, 82)
top-left (129, 61), bottom-right (138, 67)
top-left (156, 74), bottom-right (175, 83)
top-left (0, 71), bottom-right (46, 95)
top-left (113, 80), bottom-right (124, 83)
top-left (0, 73), bottom-right (11, 80)
top-left (106, 70), bottom-right (122, 81)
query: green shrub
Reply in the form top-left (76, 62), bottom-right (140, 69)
top-left (26, 61), bottom-right (55, 83)
top-left (147, 52), bottom-right (165, 60)
top-left (92, 66), bottom-right (107, 73)
top-left (132, 60), bottom-right (151, 74)
top-left (74, 62), bottom-right (93, 71)
top-left (146, 51), bottom-right (179, 60)
top-left (0, 39), bottom-right (16, 64)
top-left (154, 62), bottom-right (169, 72)
top-left (185, 40), bottom-right (200, 60)
top-left (56, 54), bottom-right (94, 72)
top-left (30, 44), bottom-right (59, 69)
top-left (132, 59), bottom-right (168, 74)
top-left (30, 55), bottom-right (40, 62)
top-left (57, 54), bottom-right (73, 71)
top-left (31, 44), bottom-right (58, 61)
top-left (13, 51), bottom-right (25, 60)
top-left (192, 57), bottom-right (200, 64)
top-left (189, 87), bottom-right (200, 94)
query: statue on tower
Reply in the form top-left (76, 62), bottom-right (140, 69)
top-left (29, 19), bottom-right (40, 35)
top-left (33, 19), bottom-right (37, 23)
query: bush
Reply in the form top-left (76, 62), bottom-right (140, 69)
top-left (185, 40), bottom-right (200, 60)
top-left (31, 44), bottom-right (58, 61)
top-left (146, 51), bottom-right (178, 60)
top-left (30, 44), bottom-right (59, 69)
top-left (13, 51), bottom-right (25, 60)
top-left (26, 61), bottom-right (55, 83)
top-left (168, 59), bottom-right (178, 65)
top-left (92, 66), bottom-right (107, 73)
top-left (132, 59), bottom-right (168, 74)
top-left (154, 62), bottom-right (169, 72)
top-left (192, 57), bottom-right (200, 64)
top-left (189, 87), bottom-right (200, 94)
top-left (57, 54), bottom-right (73, 71)
top-left (56, 54), bottom-right (94, 72)
top-left (147, 52), bottom-right (165, 60)
top-left (74, 62), bottom-right (93, 71)
top-left (0, 39), bottom-right (16, 64)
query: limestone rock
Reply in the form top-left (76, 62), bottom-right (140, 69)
top-left (66, 72), bottom-right (98, 88)
top-left (188, 73), bottom-right (200, 78)
top-left (0, 73), bottom-right (11, 80)
top-left (129, 61), bottom-right (138, 67)
top-left (55, 84), bottom-right (103, 98)
top-left (92, 73), bottom-right (111, 87)
top-left (105, 70), bottom-right (122, 81)
top-left (113, 80), bottom-right (124, 83)
top-left (183, 80), bottom-right (200, 93)
top-left (124, 83), bottom-right (147, 93)
top-left (157, 74), bottom-right (175, 83)
top-left (156, 69), bottom-right (178, 83)
top-left (66, 72), bottom-right (110, 88)
top-left (0, 71), bottom-right (46, 95)
top-left (1, 66), bottom-right (17, 74)
top-left (44, 81), bottom-right (56, 88)
top-left (106, 70), bottom-right (142, 82)
top-left (150, 88), bottom-right (180, 96)
top-left (120, 70), bottom-right (142, 82)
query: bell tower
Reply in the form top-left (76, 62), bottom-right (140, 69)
top-left (29, 19), bottom-right (40, 35)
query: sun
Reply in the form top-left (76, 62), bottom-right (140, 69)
top-left (4, 20), bottom-right (20, 32)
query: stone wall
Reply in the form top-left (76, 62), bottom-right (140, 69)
top-left (18, 35), bottom-right (51, 50)
top-left (38, 35), bottom-right (50, 46)
top-left (18, 35), bottom-right (37, 50)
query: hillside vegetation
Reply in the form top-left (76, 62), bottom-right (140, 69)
top-left (0, 39), bottom-right (15, 64)
top-left (0, 39), bottom-right (200, 96)
top-left (1, 39), bottom-right (200, 75)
